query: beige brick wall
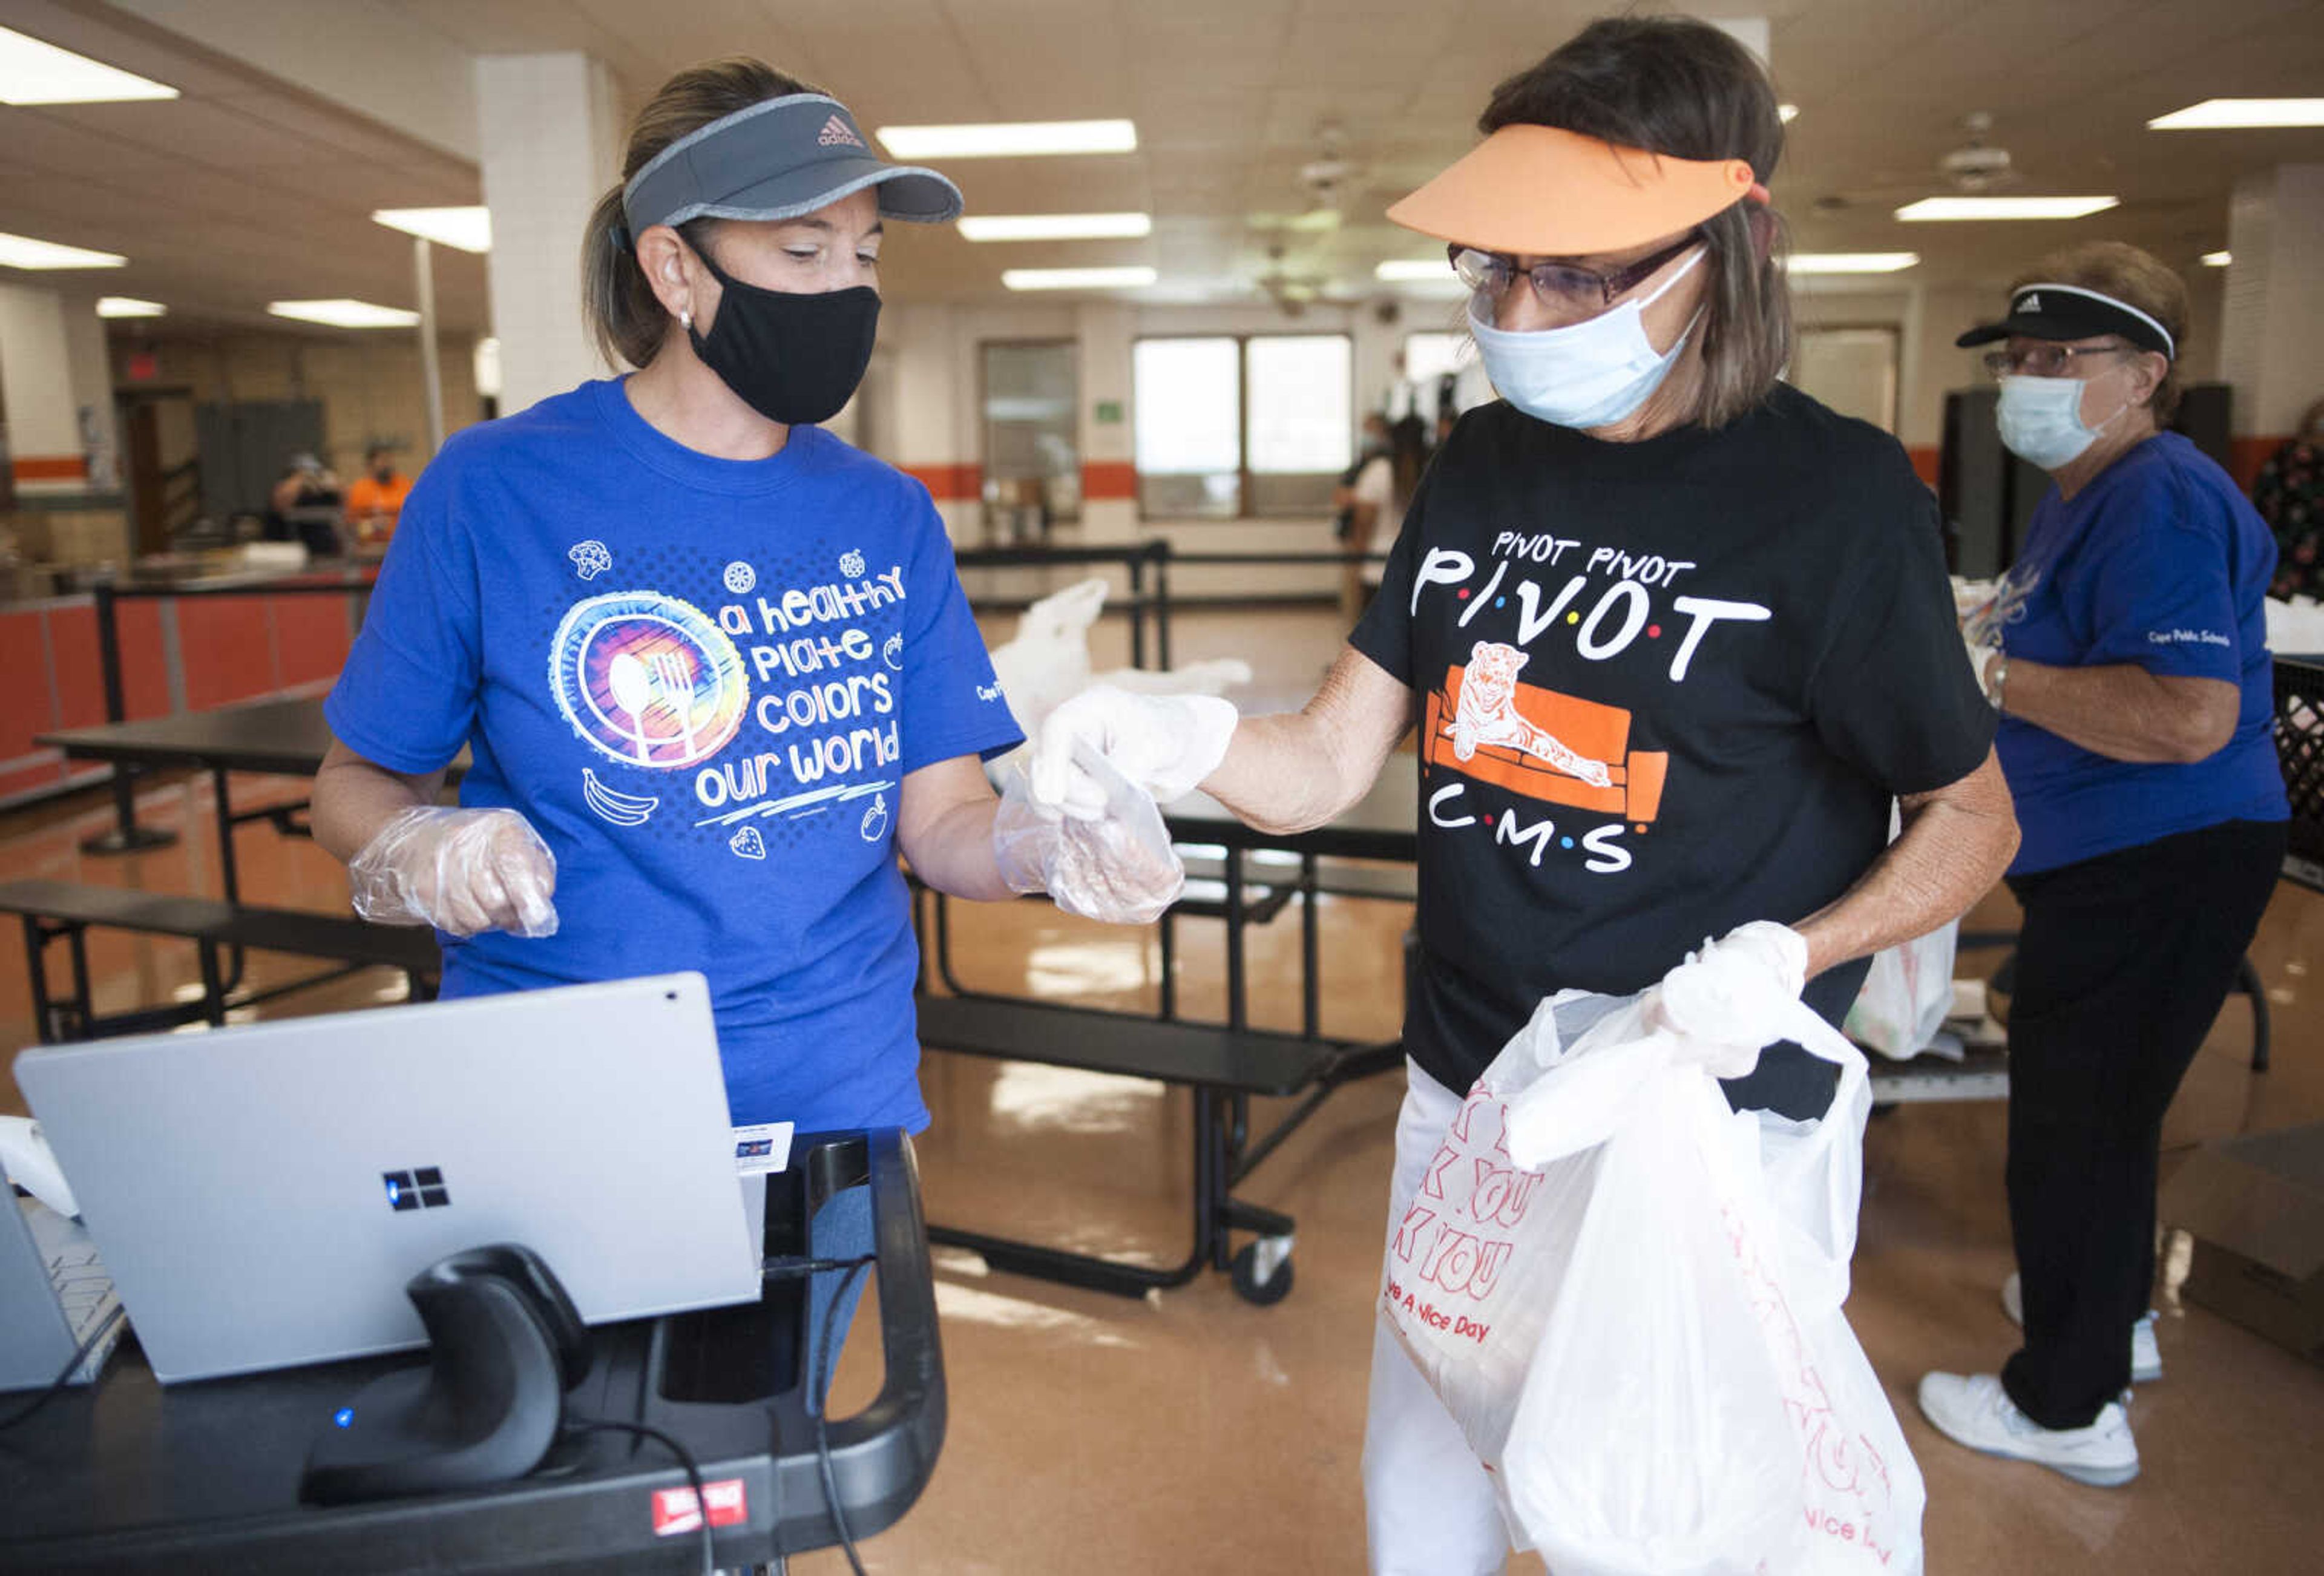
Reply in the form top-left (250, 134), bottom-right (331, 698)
top-left (112, 327), bottom-right (485, 478)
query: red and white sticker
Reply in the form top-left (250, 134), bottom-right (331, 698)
top-left (651, 1478), bottom-right (748, 1537)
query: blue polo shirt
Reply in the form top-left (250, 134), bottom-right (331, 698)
top-left (326, 378), bottom-right (1022, 1131)
top-left (1995, 432), bottom-right (2287, 875)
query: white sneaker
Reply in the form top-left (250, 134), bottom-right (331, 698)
top-left (2000, 1272), bottom-right (2163, 1383)
top-left (1916, 1371), bottom-right (2141, 1487)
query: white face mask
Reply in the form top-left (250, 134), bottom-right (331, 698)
top-left (1467, 247), bottom-right (1705, 430)
top-left (1995, 374), bottom-right (2126, 470)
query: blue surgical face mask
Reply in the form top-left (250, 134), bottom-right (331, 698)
top-left (1995, 374), bottom-right (2125, 470)
top-left (1466, 247), bottom-right (1705, 430)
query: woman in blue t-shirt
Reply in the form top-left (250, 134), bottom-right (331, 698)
top-left (1920, 243), bottom-right (2290, 1486)
top-left (310, 61), bottom-right (1177, 1339)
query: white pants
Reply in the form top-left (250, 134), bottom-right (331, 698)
top-left (1362, 1059), bottom-right (1511, 1576)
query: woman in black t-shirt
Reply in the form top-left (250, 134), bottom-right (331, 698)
top-left (1032, 19), bottom-right (2017, 1571)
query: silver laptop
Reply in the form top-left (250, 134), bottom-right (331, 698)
top-left (0, 1194), bottom-right (124, 1393)
top-left (13, 973), bottom-right (760, 1384)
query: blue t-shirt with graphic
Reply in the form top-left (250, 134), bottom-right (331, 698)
top-left (326, 378), bottom-right (1021, 1131)
top-left (1995, 432), bottom-right (2287, 875)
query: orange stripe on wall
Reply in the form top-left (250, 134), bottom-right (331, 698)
top-left (901, 462), bottom-right (982, 502)
top-left (1082, 461), bottom-right (1137, 501)
top-left (1905, 445), bottom-right (1940, 490)
top-left (11, 455), bottom-right (87, 482)
top-left (2230, 436), bottom-right (2288, 493)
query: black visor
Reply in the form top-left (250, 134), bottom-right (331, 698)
top-left (1955, 282), bottom-right (2175, 360)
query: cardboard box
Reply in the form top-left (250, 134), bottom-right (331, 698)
top-left (2159, 1123), bottom-right (2324, 1367)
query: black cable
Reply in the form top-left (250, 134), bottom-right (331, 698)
top-left (812, 1258), bottom-right (873, 1576)
top-left (0, 1303), bottom-right (124, 1433)
top-left (761, 1253), bottom-right (877, 1280)
top-left (563, 1417), bottom-right (715, 1576)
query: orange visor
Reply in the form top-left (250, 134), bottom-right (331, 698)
top-left (1387, 125), bottom-right (1761, 257)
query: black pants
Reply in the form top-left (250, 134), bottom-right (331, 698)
top-left (2000, 818), bottom-right (2286, 1429)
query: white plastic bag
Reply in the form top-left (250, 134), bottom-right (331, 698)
top-left (1378, 984), bottom-right (1923, 1576)
top-left (1843, 921), bottom-right (1958, 1059)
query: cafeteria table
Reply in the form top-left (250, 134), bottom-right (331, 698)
top-left (37, 697), bottom-right (466, 907)
top-left (39, 699), bottom-right (2008, 1098)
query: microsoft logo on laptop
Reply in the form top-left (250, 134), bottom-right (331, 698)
top-left (382, 1167), bottom-right (450, 1211)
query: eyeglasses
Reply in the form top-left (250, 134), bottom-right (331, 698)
top-left (1448, 232), bottom-right (1699, 313)
top-left (1981, 343), bottom-right (2134, 379)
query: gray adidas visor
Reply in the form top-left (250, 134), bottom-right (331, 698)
top-left (621, 93), bottom-right (962, 236)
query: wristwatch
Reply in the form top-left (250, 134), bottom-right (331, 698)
top-left (1983, 649), bottom-right (2009, 712)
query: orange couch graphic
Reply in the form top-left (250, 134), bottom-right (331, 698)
top-left (1423, 661), bottom-right (1669, 824)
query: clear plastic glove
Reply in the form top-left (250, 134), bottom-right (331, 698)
top-left (1650, 920), bottom-right (1809, 1079)
top-left (993, 746), bottom-right (1185, 925)
top-left (1028, 683), bottom-right (1238, 821)
top-left (347, 806), bottom-right (559, 938)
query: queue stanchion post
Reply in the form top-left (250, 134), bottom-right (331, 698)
top-left (1152, 541), bottom-right (1173, 670)
top-left (79, 580), bottom-right (179, 856)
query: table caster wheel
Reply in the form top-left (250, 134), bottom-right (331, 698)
top-left (1232, 1237), bottom-right (1294, 1306)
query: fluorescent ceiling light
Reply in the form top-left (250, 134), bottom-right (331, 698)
top-left (268, 299), bottom-right (421, 328)
top-left (958, 212), bottom-right (1151, 241)
top-left (0, 231), bottom-right (126, 268)
top-left (1896, 195), bottom-right (2119, 222)
top-left (877, 119), bottom-right (1137, 159)
top-left (2201, 251), bottom-right (2233, 268)
top-left (372, 207), bottom-right (492, 253)
top-left (1784, 252), bottom-right (1920, 274)
top-left (2148, 99), bottom-right (2324, 130)
top-left (97, 296), bottom-right (165, 317)
top-left (1376, 259), bottom-right (1453, 282)
top-left (1779, 103), bottom-right (1800, 123)
top-left (1002, 266), bottom-right (1157, 292)
top-left (0, 25), bottom-right (177, 103)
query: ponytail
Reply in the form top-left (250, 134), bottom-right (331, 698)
top-left (578, 57), bottom-right (822, 370)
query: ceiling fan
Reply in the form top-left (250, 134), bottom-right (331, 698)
top-left (1243, 122), bottom-right (1371, 312)
top-left (1810, 110), bottom-right (2026, 215)
top-left (1243, 120), bottom-right (1364, 234)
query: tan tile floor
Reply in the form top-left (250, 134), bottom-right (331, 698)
top-left (4, 606), bottom-right (2320, 1574)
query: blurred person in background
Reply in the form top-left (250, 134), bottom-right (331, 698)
top-left (266, 450), bottom-right (345, 557)
top-left (1336, 410), bottom-right (1396, 620)
top-left (311, 57), bottom-right (1178, 1411)
top-left (1925, 242), bottom-right (2289, 1486)
top-left (1032, 19), bottom-right (2016, 1571)
top-left (344, 442), bottom-right (413, 547)
top-left (2254, 396), bottom-right (2324, 599)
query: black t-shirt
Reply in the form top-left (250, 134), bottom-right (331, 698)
top-left (1351, 384), bottom-right (1994, 1100)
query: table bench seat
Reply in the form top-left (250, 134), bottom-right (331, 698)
top-left (0, 878), bottom-right (439, 1042)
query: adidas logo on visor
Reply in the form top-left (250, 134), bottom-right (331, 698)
top-left (818, 114), bottom-right (865, 149)
top-left (2018, 292), bottom-right (2042, 313)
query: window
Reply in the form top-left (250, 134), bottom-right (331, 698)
top-left (981, 340), bottom-right (1081, 539)
top-left (1402, 331), bottom-right (1468, 387)
top-left (1399, 330), bottom-right (1474, 424)
top-left (1134, 338), bottom-right (1241, 517)
top-left (1131, 333), bottom-right (1353, 518)
top-left (1790, 326), bottom-right (1900, 433)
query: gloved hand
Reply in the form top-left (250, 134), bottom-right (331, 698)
top-left (1028, 683), bottom-right (1238, 821)
top-left (1650, 920), bottom-right (1809, 1078)
top-left (347, 806), bottom-right (560, 938)
top-left (993, 747), bottom-right (1185, 925)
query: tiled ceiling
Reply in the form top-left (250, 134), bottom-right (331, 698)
top-left (1, 0), bottom-right (2322, 333)
top-left (0, 0), bottom-right (486, 331)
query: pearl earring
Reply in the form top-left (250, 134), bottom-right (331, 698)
top-left (681, 307), bottom-right (692, 332)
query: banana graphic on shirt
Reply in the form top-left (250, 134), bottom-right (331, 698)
top-left (582, 768), bottom-right (659, 827)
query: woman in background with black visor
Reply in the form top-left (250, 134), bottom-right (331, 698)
top-left (1922, 243), bottom-right (2289, 1488)
top-left (311, 59), bottom-right (1180, 1407)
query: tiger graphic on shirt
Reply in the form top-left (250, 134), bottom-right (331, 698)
top-left (1443, 642), bottom-right (1613, 787)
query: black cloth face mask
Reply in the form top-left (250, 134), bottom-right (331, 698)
top-left (685, 242), bottom-right (879, 427)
